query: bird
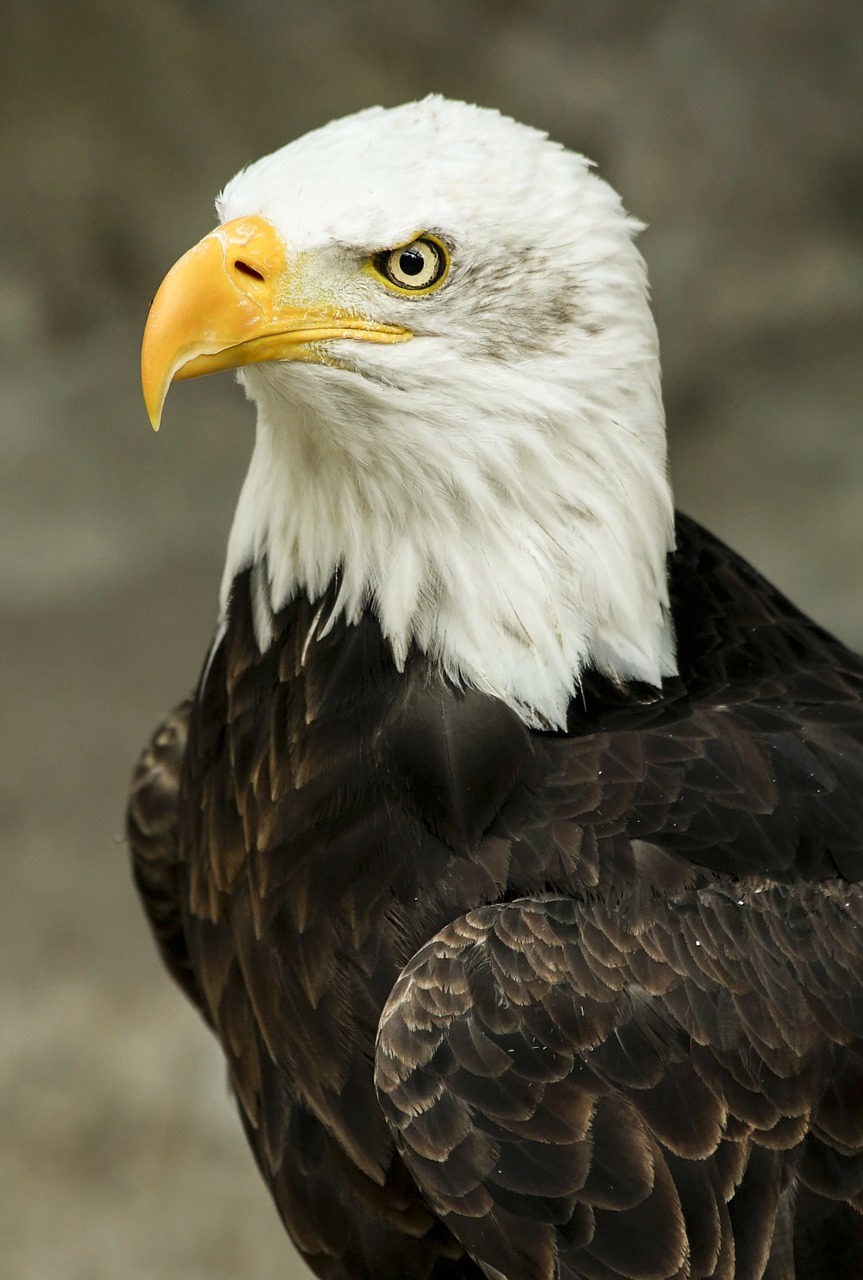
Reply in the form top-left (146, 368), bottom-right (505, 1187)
top-left (128, 96), bottom-right (863, 1280)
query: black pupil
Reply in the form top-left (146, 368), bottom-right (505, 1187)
top-left (398, 247), bottom-right (426, 277)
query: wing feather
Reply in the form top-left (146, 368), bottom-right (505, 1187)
top-left (376, 891), bottom-right (863, 1279)
top-left (126, 698), bottom-right (203, 1012)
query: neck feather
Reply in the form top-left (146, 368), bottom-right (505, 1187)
top-left (220, 344), bottom-right (676, 729)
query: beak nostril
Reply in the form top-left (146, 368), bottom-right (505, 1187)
top-left (234, 259), bottom-right (265, 282)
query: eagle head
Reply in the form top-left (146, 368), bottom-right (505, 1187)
top-left (142, 96), bottom-right (675, 728)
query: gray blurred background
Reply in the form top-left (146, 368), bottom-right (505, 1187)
top-left (1, 2), bottom-right (862, 1276)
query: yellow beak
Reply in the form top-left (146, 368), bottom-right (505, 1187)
top-left (141, 215), bottom-right (412, 430)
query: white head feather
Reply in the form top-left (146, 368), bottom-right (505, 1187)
top-left (216, 96), bottom-right (676, 729)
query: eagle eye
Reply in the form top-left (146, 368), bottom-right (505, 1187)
top-left (372, 236), bottom-right (449, 294)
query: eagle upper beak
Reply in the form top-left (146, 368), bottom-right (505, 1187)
top-left (141, 215), bottom-right (412, 430)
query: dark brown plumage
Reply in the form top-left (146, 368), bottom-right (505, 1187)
top-left (127, 513), bottom-right (863, 1279)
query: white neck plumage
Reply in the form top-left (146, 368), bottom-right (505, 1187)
top-left (219, 318), bottom-right (676, 730)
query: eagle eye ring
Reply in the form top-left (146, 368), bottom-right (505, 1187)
top-left (371, 235), bottom-right (449, 295)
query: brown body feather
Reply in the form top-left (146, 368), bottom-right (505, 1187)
top-left (128, 514), bottom-right (863, 1279)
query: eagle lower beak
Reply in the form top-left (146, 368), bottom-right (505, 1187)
top-left (141, 215), bottom-right (412, 430)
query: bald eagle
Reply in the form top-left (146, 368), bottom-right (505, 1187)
top-left (129, 98), bottom-right (863, 1280)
